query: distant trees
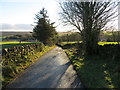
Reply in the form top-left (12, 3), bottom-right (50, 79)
top-left (32, 8), bottom-right (58, 46)
top-left (60, 0), bottom-right (117, 55)
top-left (3, 34), bottom-right (34, 41)
top-left (58, 32), bottom-right (82, 42)
top-left (104, 31), bottom-right (120, 42)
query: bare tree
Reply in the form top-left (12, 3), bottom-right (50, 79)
top-left (60, 0), bottom-right (118, 55)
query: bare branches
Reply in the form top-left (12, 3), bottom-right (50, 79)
top-left (60, 1), bottom-right (118, 32)
top-left (59, 0), bottom-right (118, 54)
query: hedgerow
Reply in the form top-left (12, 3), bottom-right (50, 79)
top-left (59, 42), bottom-right (120, 88)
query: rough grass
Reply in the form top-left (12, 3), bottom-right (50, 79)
top-left (62, 43), bottom-right (119, 88)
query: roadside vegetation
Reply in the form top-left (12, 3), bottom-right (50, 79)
top-left (58, 1), bottom-right (119, 88)
top-left (58, 42), bottom-right (120, 88)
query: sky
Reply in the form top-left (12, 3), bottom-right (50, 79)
top-left (0, 0), bottom-right (65, 32)
top-left (0, 0), bottom-right (119, 32)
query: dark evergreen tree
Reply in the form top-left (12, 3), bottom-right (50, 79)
top-left (32, 8), bottom-right (58, 45)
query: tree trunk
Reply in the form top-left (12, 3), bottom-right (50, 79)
top-left (83, 29), bottom-right (99, 55)
top-left (85, 40), bottom-right (98, 55)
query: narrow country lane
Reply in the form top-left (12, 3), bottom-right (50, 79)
top-left (6, 47), bottom-right (84, 88)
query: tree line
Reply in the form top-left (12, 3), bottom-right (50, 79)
top-left (32, 1), bottom-right (118, 55)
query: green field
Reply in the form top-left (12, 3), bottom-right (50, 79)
top-left (61, 41), bottom-right (120, 46)
top-left (1, 41), bottom-right (120, 49)
top-left (98, 42), bottom-right (120, 45)
top-left (0, 41), bottom-right (35, 44)
top-left (0, 41), bottom-right (38, 49)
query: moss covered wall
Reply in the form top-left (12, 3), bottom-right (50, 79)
top-left (1, 43), bottom-right (55, 87)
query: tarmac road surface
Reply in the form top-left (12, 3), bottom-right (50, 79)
top-left (6, 47), bottom-right (84, 88)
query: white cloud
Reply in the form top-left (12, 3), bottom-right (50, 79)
top-left (0, 24), bottom-right (33, 30)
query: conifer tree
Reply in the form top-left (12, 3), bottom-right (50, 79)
top-left (33, 8), bottom-right (58, 46)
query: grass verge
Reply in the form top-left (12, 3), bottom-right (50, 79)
top-left (62, 44), bottom-right (119, 88)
